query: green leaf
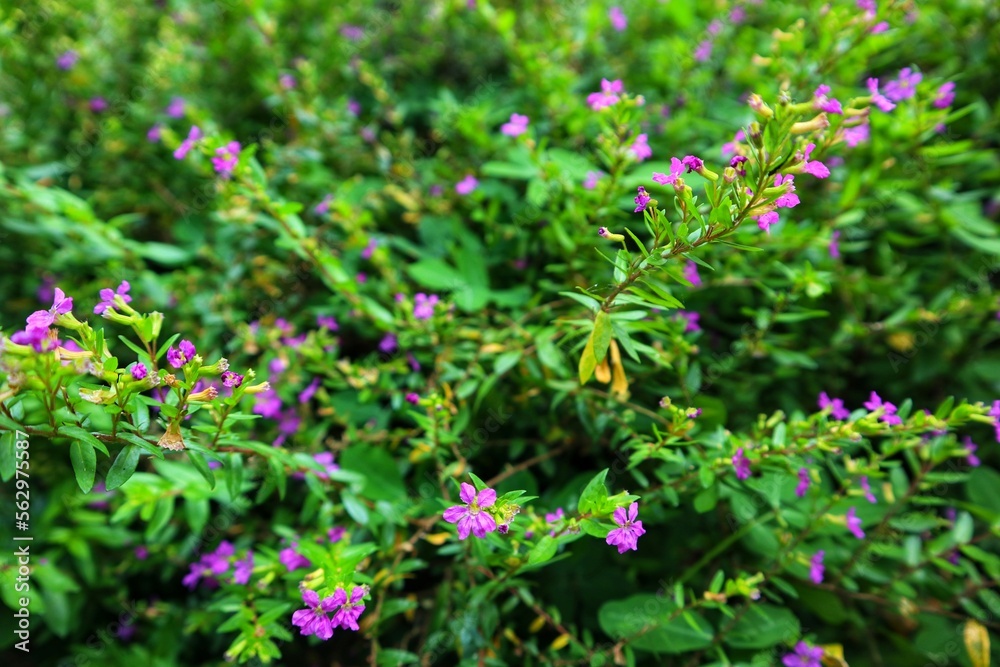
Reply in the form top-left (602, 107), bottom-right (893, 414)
top-left (69, 441), bottom-right (97, 493)
top-left (592, 311), bottom-right (612, 364)
top-left (59, 425), bottom-right (109, 457)
top-left (406, 258), bottom-right (464, 291)
top-left (578, 469), bottom-right (609, 515)
top-left (106, 445), bottom-right (141, 490)
top-left (578, 331), bottom-right (598, 385)
top-left (722, 604), bottom-right (800, 649)
top-left (117, 432), bottom-right (164, 459)
top-left (598, 594), bottom-right (713, 653)
top-left (528, 536), bottom-right (559, 565)
top-left (0, 431), bottom-right (15, 482)
top-left (188, 451), bottom-right (216, 489)
top-left (967, 468), bottom-right (1000, 514)
top-left (340, 445), bottom-right (406, 502)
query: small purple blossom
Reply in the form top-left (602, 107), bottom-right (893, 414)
top-left (846, 507), bottom-right (865, 539)
top-left (681, 155), bottom-right (704, 173)
top-left (211, 141), bottom-right (241, 178)
top-left (606, 502), bottom-right (646, 554)
top-left (147, 124), bottom-right (162, 143)
top-left (884, 67), bottom-right (922, 102)
top-left (501, 113), bottom-right (529, 137)
top-left (964, 436), bottom-right (981, 467)
top-left (774, 174), bottom-right (800, 208)
top-left (253, 388), bottom-right (283, 419)
top-left (795, 468), bottom-right (811, 498)
top-left (89, 97), bottom-right (108, 113)
top-left (379, 333), bottom-right (398, 354)
top-left (279, 544), bottom-right (311, 571)
top-left (279, 73), bottom-right (296, 90)
top-left (174, 125), bottom-right (203, 160)
top-left (842, 120), bottom-right (870, 147)
top-left (317, 314), bottom-right (339, 331)
top-left (166, 340), bottom-right (196, 368)
top-left (829, 230), bottom-right (841, 259)
top-left (348, 98), bottom-right (361, 116)
top-left (455, 175), bottom-right (479, 195)
top-left (633, 186), bottom-right (651, 213)
top-left (783, 641), bottom-right (824, 667)
top-left (729, 155), bottom-right (748, 176)
top-left (934, 82), bottom-right (956, 109)
top-left (609, 6), bottom-right (627, 31)
top-left (798, 143), bottom-right (831, 179)
top-left (756, 211), bottom-right (779, 233)
top-left (809, 551), bottom-right (825, 584)
top-left (57, 50), bottom-right (79, 70)
top-left (867, 78), bottom-right (897, 112)
top-left (314, 194), bottom-right (333, 215)
top-left (814, 85), bottom-right (843, 114)
top-left (361, 238), bottom-right (378, 259)
top-left (732, 447), bottom-right (751, 480)
top-left (233, 551), bottom-right (254, 584)
top-left (166, 97), bottom-right (186, 118)
top-left (94, 281), bottom-right (131, 315)
top-left (443, 482), bottom-right (497, 539)
top-left (683, 260), bottom-right (702, 287)
top-left (676, 310), bottom-right (701, 333)
top-left (863, 391), bottom-right (902, 425)
top-left (628, 133), bottom-right (652, 161)
top-left (131, 363), bottom-right (149, 381)
top-left (587, 78), bottom-right (624, 111)
top-left (413, 293), bottom-right (440, 320)
top-left (222, 371), bottom-right (244, 388)
top-left (991, 400), bottom-right (1000, 442)
top-left (722, 130), bottom-right (746, 157)
top-left (545, 508), bottom-right (565, 523)
top-left (652, 157), bottom-right (685, 186)
top-left (340, 24), bottom-right (365, 40)
top-left (818, 392), bottom-right (850, 420)
top-left (298, 377), bottom-right (321, 404)
top-left (331, 586), bottom-right (367, 631)
top-left (328, 526), bottom-right (346, 543)
top-left (693, 39), bottom-right (713, 62)
top-left (860, 475), bottom-right (878, 503)
top-left (291, 589), bottom-right (338, 640)
top-left (135, 545), bottom-right (149, 560)
top-left (405, 392), bottom-right (420, 405)
top-left (584, 171), bottom-right (604, 190)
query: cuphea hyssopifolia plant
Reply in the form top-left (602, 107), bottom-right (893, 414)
top-left (0, 281), bottom-right (268, 491)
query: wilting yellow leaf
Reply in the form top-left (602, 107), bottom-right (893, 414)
top-left (610, 339), bottom-right (629, 399)
top-left (819, 643), bottom-right (849, 666)
top-left (594, 358), bottom-right (611, 383)
top-left (423, 532), bottom-right (452, 546)
top-left (480, 343), bottom-right (506, 354)
top-left (965, 619), bottom-right (990, 667)
top-left (529, 616), bottom-right (546, 633)
top-left (887, 332), bottom-right (915, 352)
top-left (503, 628), bottom-right (521, 645)
top-left (157, 421), bottom-right (186, 451)
top-left (550, 633), bottom-right (570, 651)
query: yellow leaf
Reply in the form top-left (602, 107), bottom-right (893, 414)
top-left (550, 633), bottom-right (571, 651)
top-left (529, 616), bottom-right (546, 633)
top-left (965, 619), bottom-right (990, 667)
top-left (610, 339), bottom-right (629, 399)
top-left (579, 331), bottom-right (597, 384)
top-left (423, 532), bottom-right (452, 545)
top-left (819, 643), bottom-right (849, 666)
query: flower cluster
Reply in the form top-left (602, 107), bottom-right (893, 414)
top-left (182, 541), bottom-right (254, 589)
top-left (291, 586), bottom-right (367, 640)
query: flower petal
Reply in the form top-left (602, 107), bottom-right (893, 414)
top-left (459, 482), bottom-right (476, 504)
top-left (476, 487), bottom-right (497, 507)
top-left (443, 506), bottom-right (467, 523)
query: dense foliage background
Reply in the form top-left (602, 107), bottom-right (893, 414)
top-left (2, 0), bottom-right (1000, 666)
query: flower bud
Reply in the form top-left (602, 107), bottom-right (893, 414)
top-left (188, 386), bottom-right (219, 402)
top-left (101, 309), bottom-right (137, 327)
top-left (747, 94), bottom-right (773, 120)
top-left (244, 381), bottom-right (272, 394)
top-left (790, 113), bottom-right (829, 134)
top-left (148, 311), bottom-right (165, 340)
top-left (598, 227), bottom-right (626, 243)
top-left (201, 358), bottom-right (230, 375)
top-left (723, 167), bottom-right (738, 183)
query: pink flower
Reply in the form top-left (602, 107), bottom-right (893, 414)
top-left (94, 280), bottom-right (131, 314)
top-left (798, 143), bottom-right (830, 179)
top-left (405, 392), bottom-right (420, 405)
top-left (693, 40), bottom-right (713, 62)
top-left (443, 482), bottom-right (497, 539)
top-left (291, 589), bottom-right (338, 640)
top-left (818, 392), bottom-right (850, 419)
top-left (633, 186), bottom-right (650, 213)
top-left (279, 74), bottom-right (296, 90)
top-left (314, 194), bottom-right (333, 215)
top-left (56, 50), bottom-right (79, 70)
top-left (166, 97), bottom-right (186, 118)
top-left (884, 67), bottom-right (922, 102)
top-left (584, 171), bottom-right (604, 190)
top-left (783, 641), bottom-right (824, 667)
top-left (330, 586), bottom-right (367, 631)
top-left (683, 260), bottom-right (702, 287)
top-left (173, 125), bottom-right (203, 160)
top-left (652, 157), bottom-right (685, 185)
top-left (628, 133), bottom-right (652, 161)
top-left (89, 97), bottom-right (108, 113)
top-left (722, 130), bottom-right (745, 157)
top-left (147, 124), bottom-right (162, 143)
top-left (813, 85), bottom-right (843, 114)
top-left (809, 551), bottom-right (825, 584)
top-left (756, 211), bottom-right (779, 233)
top-left (829, 230), bottom-right (841, 259)
top-left (501, 113), bottom-right (529, 137)
top-left (609, 7), bottom-right (627, 31)
top-left (587, 78), bottom-right (624, 110)
top-left (774, 174), bottom-right (800, 207)
top-left (846, 507), bottom-right (865, 539)
top-left (863, 391), bottom-right (902, 425)
top-left (934, 82), bottom-right (956, 109)
top-left (732, 447), bottom-right (751, 480)
top-left (131, 364), bottom-right (149, 381)
top-left (413, 293), bottom-right (439, 320)
top-left (676, 310), bottom-right (700, 333)
top-left (606, 502), bottom-right (646, 553)
top-left (842, 121), bottom-right (870, 147)
top-left (211, 141), bottom-right (241, 178)
top-left (866, 78), bottom-right (897, 112)
top-left (279, 544), bottom-right (311, 571)
top-left (298, 377), bottom-right (321, 404)
top-left (860, 475), bottom-right (878, 503)
top-left (455, 175), bottom-right (479, 195)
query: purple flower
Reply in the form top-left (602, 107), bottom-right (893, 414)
top-left (291, 589), bottom-right (338, 640)
top-left (211, 141), bottom-right (241, 178)
top-left (606, 502), bottom-right (646, 554)
top-left (628, 134), bottom-right (652, 161)
top-left (813, 85), bottom-right (843, 114)
top-left (94, 281), bottom-right (131, 315)
top-left (340, 24), bottom-right (365, 40)
top-left (991, 400), bottom-right (1000, 442)
top-left (818, 392), bottom-right (850, 420)
top-left (934, 82), bottom-right (956, 109)
top-left (842, 120), bottom-right (870, 147)
top-left (846, 507), bottom-right (865, 539)
top-left (587, 78), bottom-right (624, 110)
top-left (545, 508), bottom-right (565, 525)
top-left (253, 388), bottom-right (283, 419)
top-left (681, 155), bottom-right (704, 173)
top-left (866, 78), bottom-right (897, 112)
top-left (405, 392), bottom-right (420, 405)
top-left (312, 452), bottom-right (340, 480)
top-left (182, 541), bottom-right (234, 589)
top-left (722, 130), bottom-right (745, 157)
top-left (860, 476), bottom-right (878, 503)
top-left (863, 391), bottom-right (902, 425)
top-left (379, 333), bottom-right (398, 354)
top-left (729, 155), bottom-right (748, 176)
top-left (347, 99), bottom-right (361, 116)
top-left (173, 125), bottom-right (203, 160)
top-left (633, 186), bottom-right (651, 213)
top-left (222, 371), bottom-right (244, 388)
top-left (443, 482), bottom-right (498, 539)
top-left (609, 6), bottom-right (627, 31)
top-left (964, 436), bottom-right (981, 467)
top-left (783, 641), bottom-right (824, 667)
top-left (884, 67), bottom-right (922, 102)
top-left (166, 340), bottom-right (196, 369)
top-left (27, 287), bottom-right (74, 329)
top-left (693, 39), bottom-right (713, 62)
top-left (829, 230), bottom-right (841, 259)
top-left (165, 96), bottom-right (186, 118)
top-left (809, 551), bottom-right (825, 584)
top-left (756, 211), bottom-right (779, 233)
top-left (455, 175), bottom-right (479, 195)
top-left (774, 174), bottom-right (800, 208)
top-left (279, 73), bottom-right (296, 90)
top-left (279, 544), bottom-right (311, 571)
top-left (298, 377), bottom-right (321, 404)
top-left (653, 157), bottom-right (685, 186)
top-left (583, 171), bottom-right (604, 190)
top-left (135, 545), bottom-right (149, 560)
top-left (407, 352), bottom-right (421, 371)
top-left (328, 526), bottom-right (346, 543)
top-left (683, 260), bottom-right (702, 287)
top-left (317, 315), bottom-right (339, 331)
top-left (88, 97), bottom-right (108, 113)
top-left (501, 113), bottom-right (529, 137)
top-left (732, 448), bottom-right (751, 480)
top-left (131, 363), bottom-right (149, 381)
top-left (676, 310), bottom-right (701, 333)
top-left (795, 468), bottom-right (811, 497)
top-left (147, 124), bottom-right (162, 143)
top-left (57, 50), bottom-right (79, 70)
top-left (314, 194), bottom-right (333, 215)
top-left (413, 293), bottom-right (440, 320)
top-left (798, 143), bottom-right (830, 179)
top-left (361, 238), bottom-right (378, 259)
top-left (233, 551), bottom-right (253, 584)
top-left (331, 586), bottom-right (367, 631)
